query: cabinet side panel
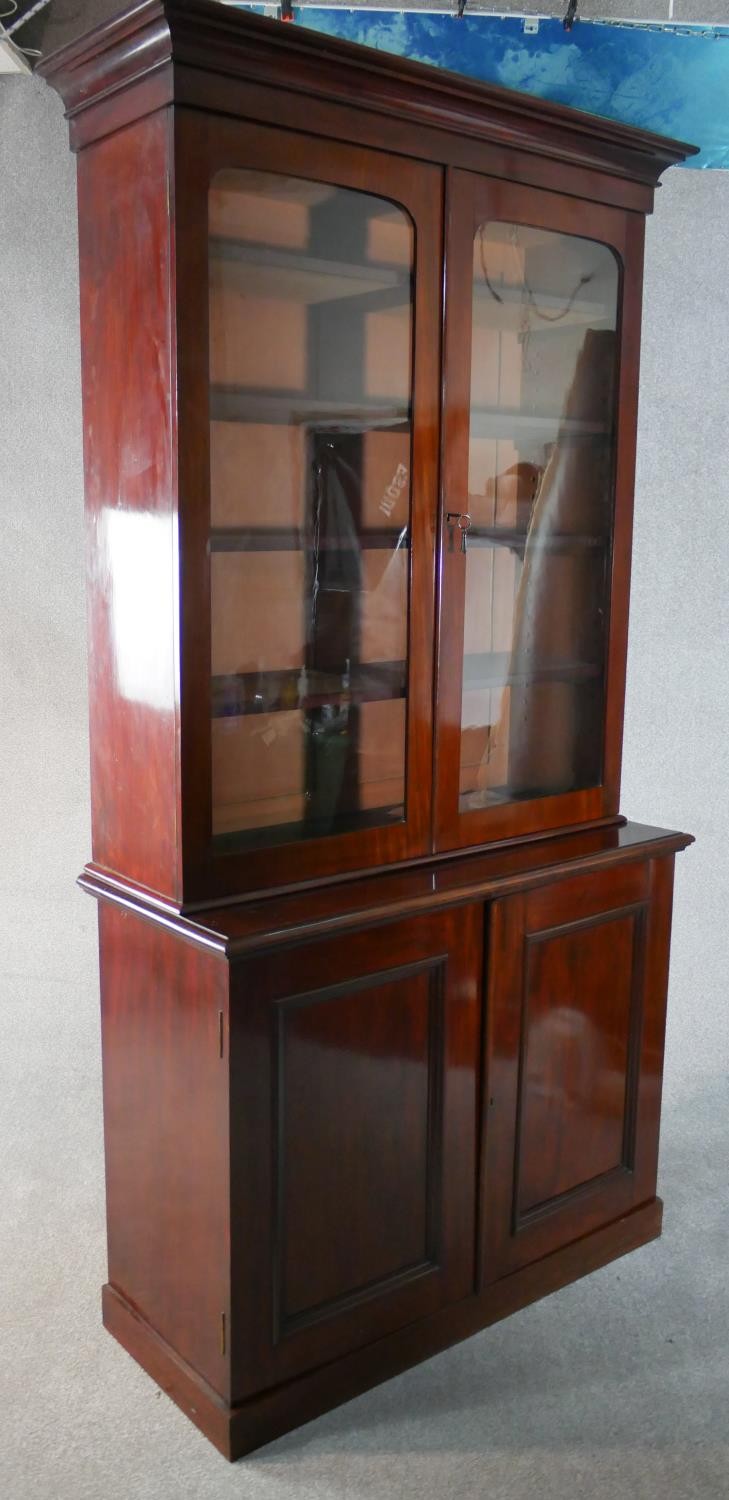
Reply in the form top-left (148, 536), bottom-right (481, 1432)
top-left (77, 110), bottom-right (180, 901)
top-left (632, 854), bottom-right (676, 1197)
top-left (99, 903), bottom-right (230, 1399)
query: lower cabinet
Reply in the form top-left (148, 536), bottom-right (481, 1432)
top-left (227, 854), bottom-right (676, 1401)
top-left (97, 838), bottom-right (685, 1456)
top-left (229, 905), bottom-right (483, 1401)
top-left (481, 856), bottom-right (675, 1281)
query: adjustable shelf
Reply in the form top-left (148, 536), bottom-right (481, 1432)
top-left (210, 387), bottom-right (411, 429)
top-left (211, 799), bottom-right (405, 855)
top-left (470, 407), bottom-right (610, 441)
top-left (210, 525), bottom-right (409, 553)
top-left (465, 524), bottom-right (608, 554)
top-left (473, 278), bottom-right (614, 332)
top-left (463, 652), bottom-right (602, 692)
top-left (212, 660), bottom-right (407, 719)
top-left (209, 236), bottom-right (410, 310)
top-left (460, 781), bottom-right (589, 809)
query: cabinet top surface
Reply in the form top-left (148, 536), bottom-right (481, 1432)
top-left (80, 820), bottom-right (693, 957)
top-left (38, 0), bottom-right (697, 182)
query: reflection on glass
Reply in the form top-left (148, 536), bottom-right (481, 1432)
top-left (460, 222), bottom-right (619, 811)
top-left (208, 169), bottom-right (414, 848)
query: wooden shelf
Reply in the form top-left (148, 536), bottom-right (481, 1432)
top-left (466, 525), bottom-right (607, 554)
top-left (460, 781), bottom-right (588, 810)
top-left (462, 652), bottom-right (602, 692)
top-left (473, 279), bottom-right (613, 332)
top-left (212, 800), bottom-right (404, 854)
top-left (210, 388), bottom-right (410, 429)
top-left (212, 660), bottom-right (407, 719)
top-left (209, 236), bottom-right (410, 309)
top-left (470, 406), bottom-right (610, 441)
top-left (210, 525), bottom-right (409, 554)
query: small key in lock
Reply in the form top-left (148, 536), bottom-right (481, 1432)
top-left (447, 511), bottom-right (473, 554)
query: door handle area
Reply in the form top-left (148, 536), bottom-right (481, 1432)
top-left (446, 511), bottom-right (473, 553)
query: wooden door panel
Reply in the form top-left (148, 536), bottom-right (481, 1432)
top-left (230, 905), bottom-right (482, 1399)
top-left (517, 909), bottom-right (640, 1216)
top-left (482, 856), bottom-right (674, 1282)
top-left (279, 961), bottom-right (440, 1331)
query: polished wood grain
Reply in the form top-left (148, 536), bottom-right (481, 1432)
top-left (75, 112), bottom-right (182, 904)
top-left (228, 905), bottom-right (482, 1399)
top-left (77, 820), bottom-right (692, 953)
top-left (481, 855), bottom-right (676, 1281)
top-left (517, 910), bottom-right (640, 1212)
top-left (93, 838), bottom-right (683, 1455)
top-left (99, 901), bottom-right (231, 1399)
top-left (40, 4), bottom-right (695, 1464)
top-left (103, 1196), bottom-right (664, 1459)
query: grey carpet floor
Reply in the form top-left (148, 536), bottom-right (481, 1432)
top-left (2, 949), bottom-right (728, 1500)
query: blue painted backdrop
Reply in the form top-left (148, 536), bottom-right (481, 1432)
top-left (234, 8), bottom-right (729, 167)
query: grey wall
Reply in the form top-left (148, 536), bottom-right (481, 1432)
top-left (624, 166), bottom-right (729, 1097)
top-left (1, 72), bottom-right (727, 1497)
top-left (0, 77), bottom-right (106, 1484)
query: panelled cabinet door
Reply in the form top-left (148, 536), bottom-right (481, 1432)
top-left (174, 112), bottom-right (443, 900)
top-left (481, 857), bottom-right (674, 1282)
top-left (229, 905), bottom-right (482, 1400)
top-left (436, 170), bottom-right (644, 852)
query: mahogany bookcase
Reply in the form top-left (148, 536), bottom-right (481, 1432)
top-left (40, 0), bottom-right (695, 1460)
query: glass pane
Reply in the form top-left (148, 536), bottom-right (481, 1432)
top-left (208, 169), bottom-right (414, 849)
top-left (460, 221), bottom-right (619, 811)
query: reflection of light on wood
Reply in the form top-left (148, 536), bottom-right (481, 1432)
top-left (104, 508), bottom-right (175, 713)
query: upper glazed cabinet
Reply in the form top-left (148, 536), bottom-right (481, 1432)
top-left (45, 3), bottom-right (693, 907)
top-left (193, 126), bottom-right (630, 893)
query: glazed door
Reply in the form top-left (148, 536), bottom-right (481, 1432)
top-left (176, 114), bottom-right (442, 899)
top-left (481, 858), bottom-right (674, 1283)
top-left (228, 905), bottom-right (482, 1399)
top-left (436, 171), bottom-right (643, 852)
